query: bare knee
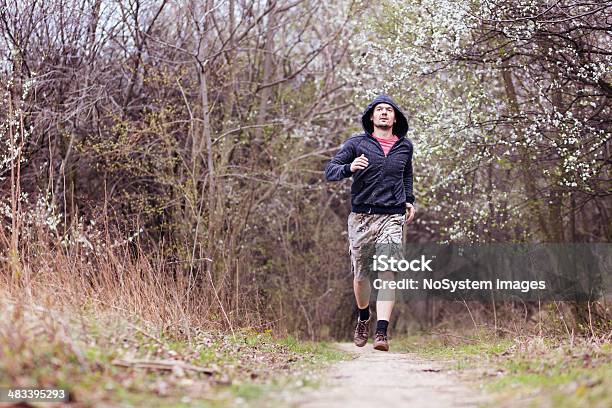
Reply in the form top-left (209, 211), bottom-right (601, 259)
top-left (354, 275), bottom-right (370, 285)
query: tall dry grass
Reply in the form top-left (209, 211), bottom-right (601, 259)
top-left (0, 223), bottom-right (221, 342)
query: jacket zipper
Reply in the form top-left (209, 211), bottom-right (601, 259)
top-left (366, 134), bottom-right (403, 213)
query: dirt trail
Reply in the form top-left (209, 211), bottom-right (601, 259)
top-left (292, 342), bottom-right (488, 408)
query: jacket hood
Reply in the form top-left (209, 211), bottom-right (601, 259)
top-left (361, 94), bottom-right (409, 138)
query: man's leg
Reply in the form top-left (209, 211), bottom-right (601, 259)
top-left (373, 213), bottom-right (405, 351)
top-left (353, 273), bottom-right (372, 347)
top-left (348, 213), bottom-right (373, 347)
top-left (348, 212), bottom-right (373, 310)
top-left (373, 269), bottom-right (395, 351)
top-left (353, 275), bottom-right (371, 310)
top-left (375, 270), bottom-right (395, 321)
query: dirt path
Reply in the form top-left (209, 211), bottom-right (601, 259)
top-left (291, 342), bottom-right (488, 408)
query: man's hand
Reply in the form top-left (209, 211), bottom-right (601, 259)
top-left (350, 154), bottom-right (369, 172)
top-left (405, 203), bottom-right (415, 224)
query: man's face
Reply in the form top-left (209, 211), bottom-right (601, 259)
top-left (370, 103), bottom-right (396, 130)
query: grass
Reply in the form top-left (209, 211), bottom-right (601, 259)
top-left (0, 225), bottom-right (352, 407)
top-left (277, 335), bottom-right (346, 363)
top-left (394, 331), bottom-right (612, 407)
top-left (0, 300), bottom-right (348, 407)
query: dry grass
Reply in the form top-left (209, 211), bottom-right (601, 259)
top-left (0, 226), bottom-right (347, 406)
top-left (2, 223), bottom-right (217, 337)
top-left (395, 326), bottom-right (612, 407)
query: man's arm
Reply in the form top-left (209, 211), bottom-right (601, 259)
top-left (324, 139), bottom-right (356, 181)
top-left (403, 146), bottom-right (415, 204)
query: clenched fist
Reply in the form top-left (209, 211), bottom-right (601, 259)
top-left (350, 154), bottom-right (369, 172)
top-left (405, 203), bottom-right (415, 224)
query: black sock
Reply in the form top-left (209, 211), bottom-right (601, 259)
top-left (358, 307), bottom-right (370, 321)
top-left (376, 320), bottom-right (389, 334)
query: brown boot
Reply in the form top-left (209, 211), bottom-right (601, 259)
top-left (373, 330), bottom-right (389, 351)
top-left (353, 317), bottom-right (370, 347)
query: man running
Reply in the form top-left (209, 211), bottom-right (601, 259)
top-left (325, 94), bottom-right (415, 351)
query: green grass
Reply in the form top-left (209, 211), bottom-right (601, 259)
top-left (487, 345), bottom-right (612, 407)
top-left (394, 333), bottom-right (514, 370)
top-left (278, 336), bottom-right (347, 363)
top-left (394, 332), bottom-right (612, 407)
top-left (1, 306), bottom-right (349, 408)
top-left (209, 334), bottom-right (347, 407)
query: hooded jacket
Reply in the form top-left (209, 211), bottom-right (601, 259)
top-left (324, 95), bottom-right (415, 215)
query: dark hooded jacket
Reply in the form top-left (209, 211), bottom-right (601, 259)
top-left (324, 95), bottom-right (415, 214)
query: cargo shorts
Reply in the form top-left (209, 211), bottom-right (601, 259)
top-left (348, 212), bottom-right (405, 281)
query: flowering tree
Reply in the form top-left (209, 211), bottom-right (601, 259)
top-left (352, 0), bottom-right (611, 243)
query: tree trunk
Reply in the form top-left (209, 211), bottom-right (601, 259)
top-left (501, 60), bottom-right (551, 241)
top-left (253, 0), bottom-right (277, 150)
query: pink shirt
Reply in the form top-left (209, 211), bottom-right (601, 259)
top-left (373, 134), bottom-right (399, 156)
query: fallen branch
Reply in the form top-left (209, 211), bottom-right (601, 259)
top-left (112, 358), bottom-right (215, 375)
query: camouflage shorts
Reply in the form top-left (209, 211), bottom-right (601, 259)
top-left (348, 212), bottom-right (405, 281)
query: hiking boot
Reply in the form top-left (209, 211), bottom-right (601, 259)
top-left (353, 317), bottom-right (370, 347)
top-left (373, 330), bottom-right (389, 351)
